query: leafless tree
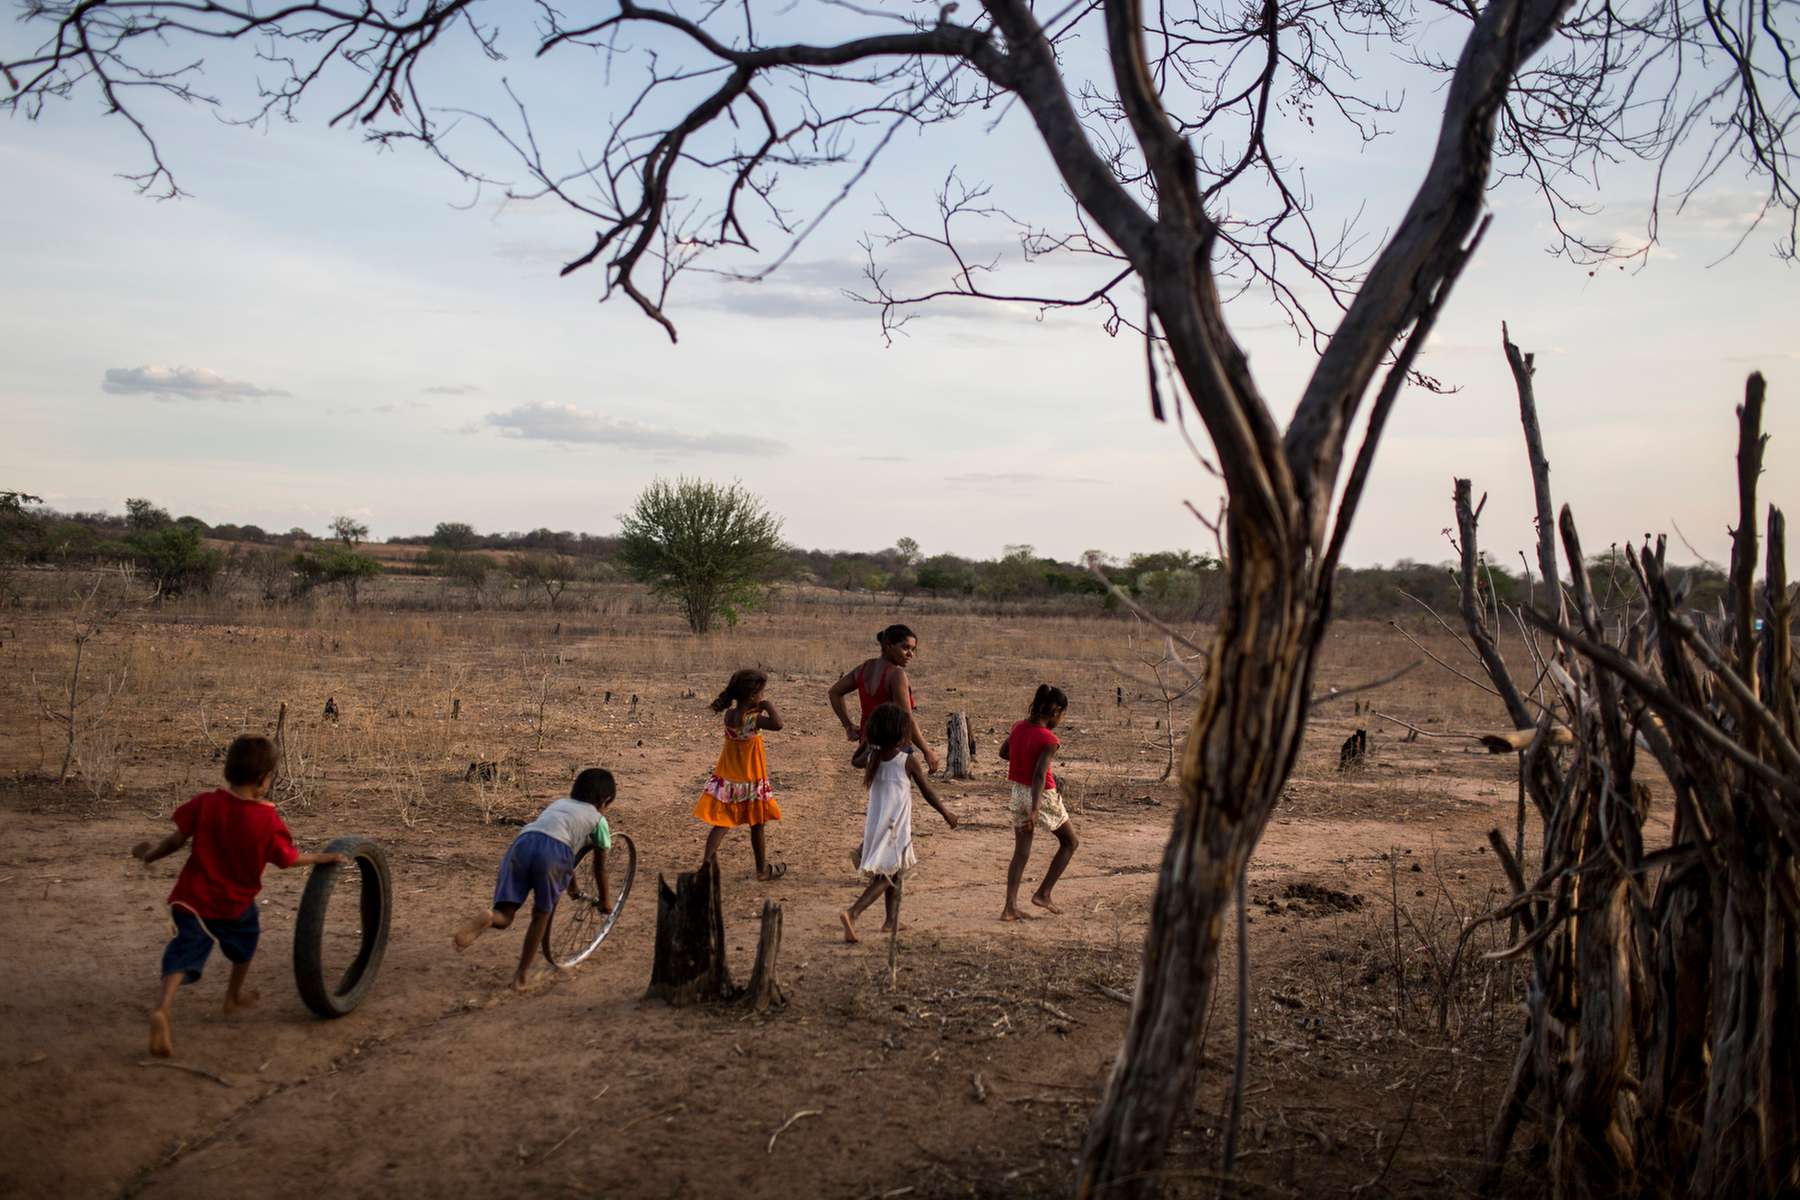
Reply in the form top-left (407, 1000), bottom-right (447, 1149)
top-left (32, 568), bottom-right (144, 782)
top-left (4, 0), bottom-right (1794, 1191)
top-left (508, 551), bottom-right (582, 611)
top-left (1124, 620), bottom-right (1205, 782)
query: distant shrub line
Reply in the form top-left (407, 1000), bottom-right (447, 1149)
top-left (0, 495), bottom-right (1725, 621)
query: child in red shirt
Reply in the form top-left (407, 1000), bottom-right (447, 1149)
top-left (998, 684), bottom-right (1079, 922)
top-left (131, 735), bottom-right (345, 1058)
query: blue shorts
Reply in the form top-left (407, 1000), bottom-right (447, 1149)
top-left (162, 903), bottom-right (260, 985)
top-left (492, 831), bottom-right (574, 914)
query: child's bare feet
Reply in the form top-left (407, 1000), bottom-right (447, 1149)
top-left (509, 968), bottom-right (559, 994)
top-left (223, 989), bottom-right (261, 1015)
top-left (1000, 906), bottom-right (1032, 922)
top-left (1030, 894), bottom-right (1063, 915)
top-left (148, 1012), bottom-right (173, 1058)
top-left (879, 920), bottom-right (900, 933)
top-left (453, 914), bottom-right (491, 951)
top-left (839, 912), bottom-right (859, 944)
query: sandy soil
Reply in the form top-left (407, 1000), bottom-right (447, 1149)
top-left (0, 605), bottom-right (1546, 1198)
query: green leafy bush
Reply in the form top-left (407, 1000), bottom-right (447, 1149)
top-left (618, 478), bottom-right (786, 633)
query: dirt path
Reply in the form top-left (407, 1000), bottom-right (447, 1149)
top-left (1, 727), bottom-right (1522, 1199)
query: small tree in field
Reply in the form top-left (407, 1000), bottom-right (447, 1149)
top-left (124, 498), bottom-right (171, 532)
top-left (618, 479), bottom-right (786, 634)
top-left (295, 543), bottom-right (382, 606)
top-left (330, 515), bottom-right (369, 546)
top-left (509, 551), bottom-right (584, 610)
top-left (892, 537), bottom-right (922, 598)
top-left (1, 491), bottom-right (45, 571)
top-left (131, 524), bottom-right (224, 598)
top-left (432, 522), bottom-right (479, 552)
top-left (119, 498), bottom-right (221, 598)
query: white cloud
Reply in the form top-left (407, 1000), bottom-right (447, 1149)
top-left (483, 401), bottom-right (787, 455)
top-left (102, 364), bottom-right (290, 402)
top-left (1672, 190), bottom-right (1774, 235)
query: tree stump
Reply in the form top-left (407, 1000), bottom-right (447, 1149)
top-left (645, 861), bottom-right (787, 1012)
top-left (945, 711), bottom-right (973, 780)
top-left (645, 860), bottom-right (733, 1005)
top-left (740, 900), bottom-right (786, 1013)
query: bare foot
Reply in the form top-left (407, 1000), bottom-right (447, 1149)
top-left (453, 915), bottom-right (491, 951)
top-left (510, 970), bottom-right (557, 995)
top-left (839, 912), bottom-right (860, 944)
top-left (1000, 906), bottom-right (1033, 922)
top-left (148, 1012), bottom-right (173, 1058)
top-left (1030, 894), bottom-right (1063, 915)
top-left (879, 920), bottom-right (901, 933)
top-left (223, 989), bottom-right (261, 1015)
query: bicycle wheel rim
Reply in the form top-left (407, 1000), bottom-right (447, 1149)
top-left (543, 834), bottom-right (636, 967)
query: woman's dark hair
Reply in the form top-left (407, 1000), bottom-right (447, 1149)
top-left (224, 734), bottom-right (279, 786)
top-left (875, 623), bottom-right (917, 648)
top-left (572, 767), bottom-right (617, 807)
top-left (1029, 684), bottom-right (1069, 718)
top-left (866, 701), bottom-right (909, 751)
top-left (862, 703), bottom-right (911, 787)
top-left (711, 668), bottom-right (767, 713)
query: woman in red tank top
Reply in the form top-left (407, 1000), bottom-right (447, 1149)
top-left (828, 624), bottom-right (941, 773)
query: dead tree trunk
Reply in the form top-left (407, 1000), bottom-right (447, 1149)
top-left (1460, 369), bottom-right (1799, 1200)
top-left (647, 862), bottom-right (787, 1012)
top-left (1502, 322), bottom-right (1560, 609)
top-left (945, 711), bottom-right (972, 780)
top-left (740, 900), bottom-right (786, 1013)
top-left (645, 860), bottom-right (733, 1005)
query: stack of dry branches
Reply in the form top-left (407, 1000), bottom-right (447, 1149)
top-left (1457, 335), bottom-right (1797, 1198)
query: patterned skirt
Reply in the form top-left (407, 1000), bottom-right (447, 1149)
top-left (693, 733), bottom-right (781, 827)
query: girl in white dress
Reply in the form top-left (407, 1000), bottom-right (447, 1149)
top-left (840, 703), bottom-right (958, 944)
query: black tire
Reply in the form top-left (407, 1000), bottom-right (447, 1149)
top-left (293, 836), bottom-right (392, 1018)
top-left (543, 833), bottom-right (637, 968)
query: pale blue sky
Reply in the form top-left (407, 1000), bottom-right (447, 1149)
top-left (3, 3), bottom-right (1792, 567)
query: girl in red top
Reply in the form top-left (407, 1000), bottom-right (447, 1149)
top-left (827, 623), bottom-right (941, 774)
top-left (130, 735), bottom-right (345, 1058)
top-left (998, 684), bottom-right (1079, 921)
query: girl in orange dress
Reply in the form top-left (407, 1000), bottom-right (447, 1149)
top-left (694, 669), bottom-right (787, 881)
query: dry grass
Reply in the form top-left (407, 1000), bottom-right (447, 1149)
top-left (0, 567), bottom-right (1517, 819)
top-left (0, 566), bottom-right (1545, 1199)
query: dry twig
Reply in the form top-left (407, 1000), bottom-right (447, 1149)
top-left (767, 1108), bottom-right (821, 1154)
top-left (136, 1060), bottom-right (233, 1087)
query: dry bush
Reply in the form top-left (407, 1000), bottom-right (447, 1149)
top-left (1356, 849), bottom-right (1517, 1040)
